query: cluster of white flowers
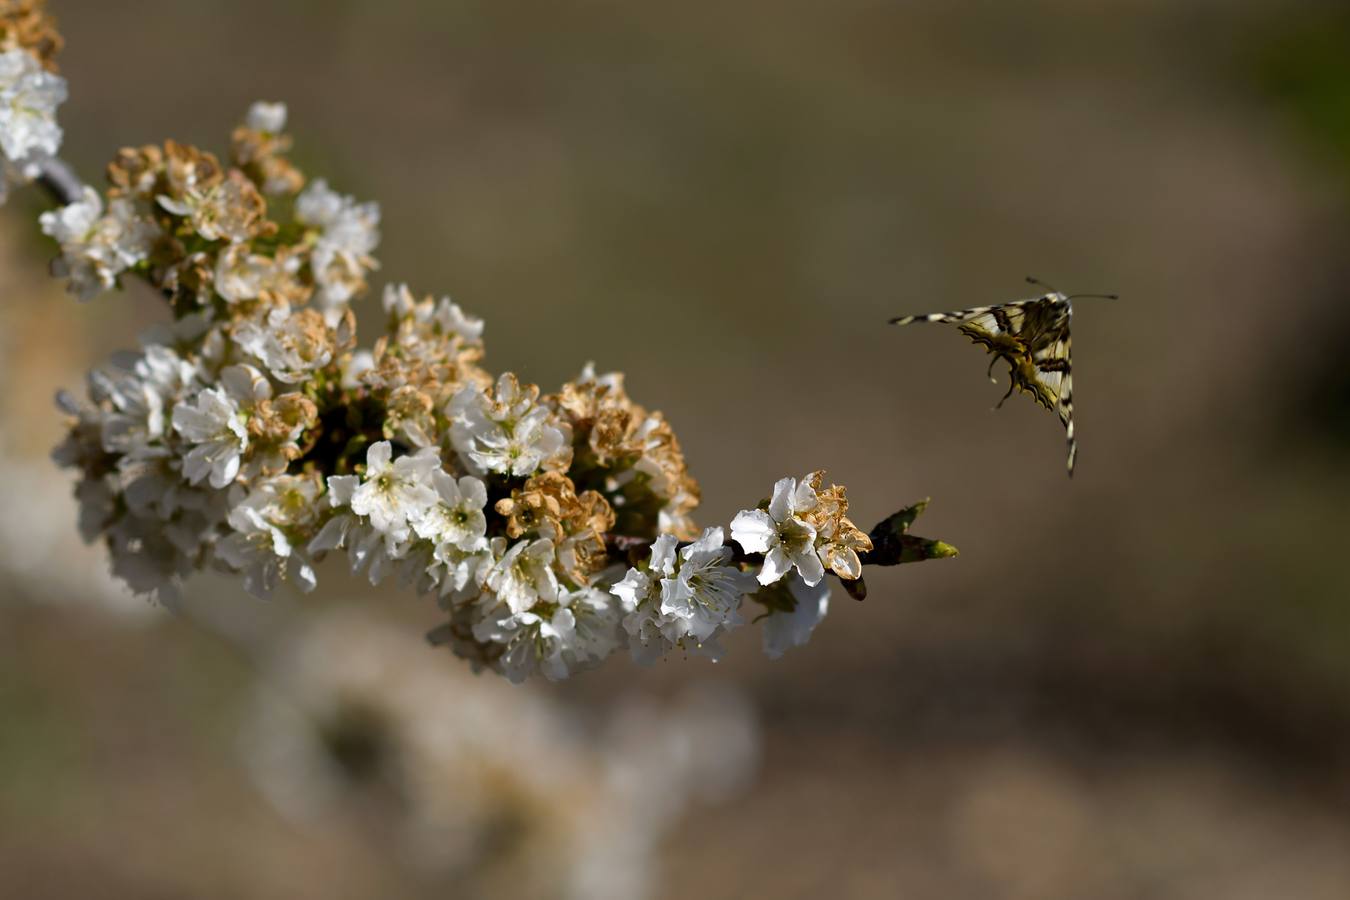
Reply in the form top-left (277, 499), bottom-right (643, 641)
top-left (0, 45), bottom-right (64, 203)
top-left (38, 186), bottom-right (156, 300)
top-left (613, 529), bottom-right (753, 663)
top-left (32, 98), bottom-right (890, 681)
top-left (12, 16), bottom-right (955, 681)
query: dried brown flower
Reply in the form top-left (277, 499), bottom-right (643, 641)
top-left (0, 0), bottom-right (61, 71)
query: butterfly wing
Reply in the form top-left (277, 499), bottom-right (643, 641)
top-left (892, 294), bottom-right (1078, 475)
top-left (891, 301), bottom-right (1033, 365)
top-left (890, 302), bottom-right (1029, 332)
top-left (1024, 329), bottom-right (1075, 475)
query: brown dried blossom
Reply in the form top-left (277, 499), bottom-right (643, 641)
top-left (162, 169), bottom-right (271, 244)
top-left (495, 472), bottom-right (575, 539)
top-left (247, 393), bottom-right (319, 476)
top-left (230, 123), bottom-right (304, 196)
top-left (161, 140), bottom-right (223, 201)
top-left (798, 470), bottom-right (873, 580)
top-left (360, 288), bottom-right (491, 446)
top-left (0, 0), bottom-right (61, 71)
top-left (215, 243), bottom-right (312, 309)
top-left (494, 472), bottom-right (617, 582)
top-left (549, 372), bottom-right (700, 539)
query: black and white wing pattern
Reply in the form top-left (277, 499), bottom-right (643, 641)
top-left (890, 290), bottom-right (1080, 476)
top-left (1024, 323), bottom-right (1075, 475)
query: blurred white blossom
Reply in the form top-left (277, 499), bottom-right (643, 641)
top-left (240, 611), bottom-right (759, 899)
top-left (0, 46), bottom-right (64, 202)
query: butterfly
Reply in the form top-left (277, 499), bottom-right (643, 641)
top-left (889, 277), bottom-right (1116, 477)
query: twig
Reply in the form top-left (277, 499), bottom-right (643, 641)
top-left (604, 498), bottom-right (959, 602)
top-left (33, 155), bottom-right (85, 206)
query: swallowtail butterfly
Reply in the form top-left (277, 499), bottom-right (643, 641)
top-left (889, 277), bottom-right (1116, 476)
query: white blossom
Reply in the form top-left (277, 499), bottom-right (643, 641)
top-left (560, 585), bottom-right (624, 671)
top-left (348, 441), bottom-right (440, 541)
top-left (116, 454), bottom-right (200, 521)
top-left (382, 282), bottom-right (486, 341)
top-left (615, 530), bottom-right (752, 662)
top-left (233, 305), bottom-right (336, 383)
top-left (430, 542), bottom-right (492, 602)
top-left (216, 476), bottom-right (321, 598)
top-left (41, 187), bottom-right (157, 301)
top-left (307, 501), bottom-right (396, 586)
top-left (171, 364), bottom-right (268, 489)
top-left (760, 574), bottom-right (831, 660)
top-left (295, 178), bottom-right (380, 311)
top-left (613, 533), bottom-right (676, 662)
top-left (85, 344), bottom-right (198, 459)
top-left (245, 100), bottom-right (287, 133)
top-left (449, 374), bottom-right (571, 478)
top-left (473, 604), bottom-right (575, 684)
top-left (0, 48), bottom-right (65, 179)
top-left (658, 527), bottom-right (754, 644)
top-left (484, 536), bottom-right (559, 614)
top-left (730, 475), bottom-right (825, 586)
top-left (411, 469), bottom-right (488, 552)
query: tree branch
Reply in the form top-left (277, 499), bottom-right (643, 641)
top-left (604, 498), bottom-right (958, 602)
top-left (33, 155), bottom-right (85, 206)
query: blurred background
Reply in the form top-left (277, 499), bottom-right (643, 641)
top-left (4, 0), bottom-right (1350, 897)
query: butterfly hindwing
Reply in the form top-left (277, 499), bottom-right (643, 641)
top-left (890, 292), bottom-right (1079, 475)
top-left (1027, 328), bottom-right (1075, 475)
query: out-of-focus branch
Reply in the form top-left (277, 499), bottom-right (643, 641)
top-left (33, 155), bottom-right (85, 205)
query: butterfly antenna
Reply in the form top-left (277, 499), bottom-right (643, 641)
top-left (1025, 275), bottom-right (1057, 293)
top-left (1065, 293), bottom-right (1119, 301)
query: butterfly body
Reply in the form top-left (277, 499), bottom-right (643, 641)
top-left (890, 283), bottom-right (1100, 476)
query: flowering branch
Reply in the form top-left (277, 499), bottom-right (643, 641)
top-left (603, 496), bottom-right (958, 604)
top-left (3, 2), bottom-right (958, 683)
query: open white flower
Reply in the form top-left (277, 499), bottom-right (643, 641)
top-left (449, 373), bottom-right (571, 477)
top-left (731, 475), bottom-right (825, 586)
top-left (412, 470), bottom-right (488, 552)
top-left (614, 533), bottom-right (677, 662)
top-left (216, 477), bottom-right (321, 599)
top-left (83, 343), bottom-right (198, 460)
top-left (659, 527), bottom-right (755, 644)
top-left (348, 441), bottom-right (440, 540)
top-left (614, 530), bottom-right (753, 660)
top-left (560, 586), bottom-right (624, 671)
top-left (312, 473), bottom-right (409, 585)
top-left (0, 47), bottom-right (65, 169)
top-left (41, 187), bottom-right (157, 301)
top-left (484, 537), bottom-right (560, 614)
top-left (473, 604), bottom-right (576, 683)
top-left (172, 365), bottom-right (269, 489)
top-left (430, 543), bottom-right (493, 603)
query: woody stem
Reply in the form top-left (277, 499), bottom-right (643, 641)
top-left (33, 155), bottom-right (85, 206)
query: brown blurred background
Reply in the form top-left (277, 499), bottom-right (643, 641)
top-left (4, 0), bottom-right (1350, 897)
